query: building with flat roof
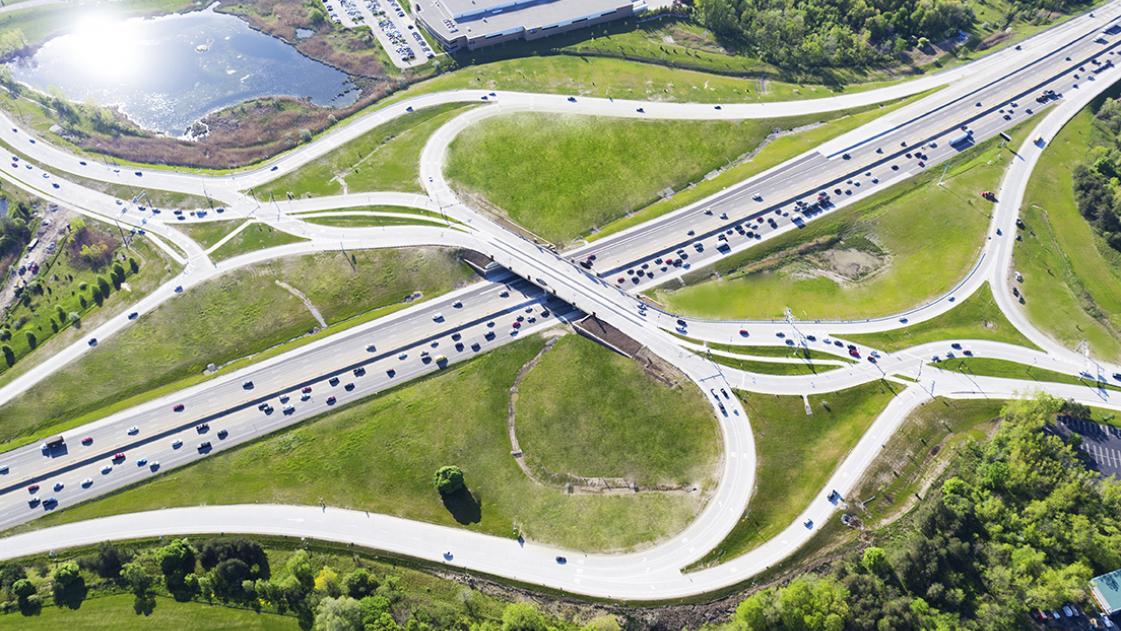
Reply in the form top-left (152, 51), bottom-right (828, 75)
top-left (1091, 569), bottom-right (1121, 615)
top-left (413, 0), bottom-right (644, 51)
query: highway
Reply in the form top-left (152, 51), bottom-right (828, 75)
top-left (0, 0), bottom-right (1120, 603)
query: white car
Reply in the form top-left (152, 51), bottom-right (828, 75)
top-left (432, 312), bottom-right (445, 322)
top-left (127, 425), bottom-right (139, 435)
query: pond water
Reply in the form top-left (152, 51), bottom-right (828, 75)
top-left (7, 7), bottom-right (360, 136)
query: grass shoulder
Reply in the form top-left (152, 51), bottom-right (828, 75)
top-left (1014, 92), bottom-right (1121, 362)
top-left (842, 283), bottom-right (1036, 352)
top-left (692, 380), bottom-right (899, 568)
top-left (255, 103), bottom-right (476, 200)
top-left (26, 334), bottom-right (717, 552)
top-left (446, 108), bottom-right (880, 244)
top-left (651, 124), bottom-right (1031, 321)
top-left (0, 248), bottom-right (474, 449)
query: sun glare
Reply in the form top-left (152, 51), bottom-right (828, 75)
top-left (62, 13), bottom-right (144, 82)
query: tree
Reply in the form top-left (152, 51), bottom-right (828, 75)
top-left (51, 561), bottom-right (87, 608)
top-left (122, 561), bottom-right (153, 596)
top-left (285, 549), bottom-right (315, 590)
top-left (157, 538), bottom-right (196, 595)
top-left (861, 547), bottom-right (890, 577)
top-left (433, 465), bottom-right (465, 495)
top-left (86, 542), bottom-right (128, 579)
top-left (777, 575), bottom-right (849, 631)
top-left (24, 331), bottom-right (36, 350)
top-left (501, 602), bottom-right (547, 631)
top-left (344, 568), bottom-right (377, 599)
top-left (313, 596), bottom-right (364, 631)
top-left (11, 577), bottom-right (35, 600)
top-left (315, 566), bottom-right (341, 596)
top-left (2, 345), bottom-right (14, 367)
top-left (210, 558), bottom-right (252, 601)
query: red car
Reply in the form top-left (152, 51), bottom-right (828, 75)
top-left (172, 403), bottom-right (185, 412)
top-left (112, 453), bottom-right (125, 462)
top-left (302, 386), bottom-right (312, 394)
top-left (81, 436), bottom-right (93, 446)
top-left (27, 484), bottom-right (38, 494)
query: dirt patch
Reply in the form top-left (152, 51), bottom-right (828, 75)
top-left (978, 29), bottom-right (1014, 51)
top-left (790, 247), bottom-right (890, 285)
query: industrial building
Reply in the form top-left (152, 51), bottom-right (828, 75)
top-left (412, 0), bottom-right (645, 51)
top-left (1091, 569), bottom-right (1121, 617)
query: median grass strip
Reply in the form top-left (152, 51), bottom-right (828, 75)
top-left (652, 125), bottom-right (1032, 321)
top-left (301, 215), bottom-right (449, 229)
top-left (29, 335), bottom-right (715, 552)
top-left (1014, 93), bottom-right (1121, 362)
top-left (692, 380), bottom-right (898, 568)
top-left (446, 108), bottom-right (886, 244)
top-left (515, 334), bottom-right (720, 488)
top-left (843, 283), bottom-right (1037, 352)
top-left (177, 220), bottom-right (243, 251)
top-left (705, 354), bottom-right (845, 376)
top-left (255, 103), bottom-right (475, 199)
top-left (698, 341), bottom-right (853, 363)
top-left (933, 357), bottom-right (1121, 392)
top-left (207, 223), bottom-right (306, 262)
top-left (0, 248), bottom-right (474, 449)
top-left (590, 92), bottom-right (932, 240)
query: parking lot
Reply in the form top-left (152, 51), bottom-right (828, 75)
top-left (1054, 414), bottom-right (1121, 478)
top-left (321, 0), bottom-right (434, 68)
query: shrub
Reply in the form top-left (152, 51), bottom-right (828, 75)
top-left (433, 465), bottom-right (465, 495)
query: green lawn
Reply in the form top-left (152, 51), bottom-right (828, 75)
top-left (255, 103), bottom-right (475, 199)
top-left (208, 223), bottom-right (306, 262)
top-left (29, 335), bottom-right (715, 552)
top-left (933, 357), bottom-right (1121, 392)
top-left (177, 220), bottom-right (242, 251)
top-left (652, 126), bottom-right (1030, 321)
top-left (590, 93), bottom-right (929, 240)
top-left (446, 110), bottom-right (871, 243)
top-left (0, 593), bottom-right (297, 630)
top-left (0, 248), bottom-right (474, 449)
top-left (692, 380), bottom-right (899, 568)
top-left (1014, 96), bottom-right (1121, 362)
top-left (515, 334), bottom-right (720, 488)
top-left (843, 283), bottom-right (1036, 352)
top-left (0, 225), bottom-right (176, 377)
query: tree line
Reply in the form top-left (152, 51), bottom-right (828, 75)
top-left (0, 537), bottom-right (622, 630)
top-left (692, 0), bottom-right (1089, 70)
top-left (732, 396), bottom-right (1120, 630)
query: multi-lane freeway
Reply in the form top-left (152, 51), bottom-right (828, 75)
top-left (1, 0), bottom-right (1121, 602)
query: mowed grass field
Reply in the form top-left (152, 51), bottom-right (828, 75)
top-left (445, 109), bottom-right (873, 243)
top-left (30, 335), bottom-right (719, 552)
top-left (844, 283), bottom-right (1035, 352)
top-left (653, 127), bottom-right (1029, 321)
top-left (0, 248), bottom-right (474, 449)
top-left (256, 103), bottom-right (475, 199)
top-left (0, 593), bottom-right (297, 630)
top-left (694, 380), bottom-right (898, 567)
top-left (515, 334), bottom-right (720, 488)
top-left (590, 94), bottom-right (928, 240)
top-left (1014, 100), bottom-right (1121, 362)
